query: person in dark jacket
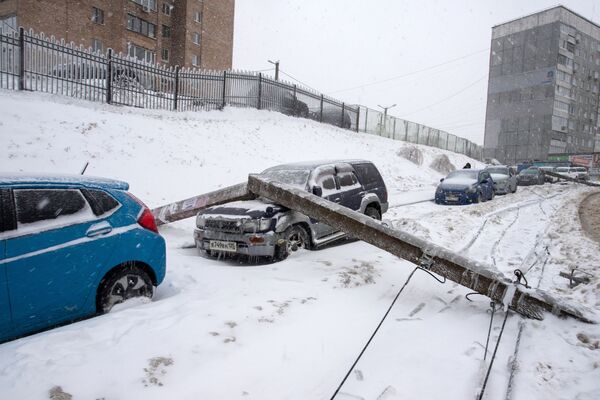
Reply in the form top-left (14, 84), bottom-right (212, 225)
top-left (463, 162), bottom-right (472, 169)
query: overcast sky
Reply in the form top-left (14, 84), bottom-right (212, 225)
top-left (233, 0), bottom-right (600, 145)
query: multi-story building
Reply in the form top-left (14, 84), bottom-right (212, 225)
top-left (0, 0), bottom-right (235, 70)
top-left (483, 6), bottom-right (600, 164)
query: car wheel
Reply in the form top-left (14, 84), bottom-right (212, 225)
top-left (364, 206), bottom-right (382, 220)
top-left (97, 265), bottom-right (153, 313)
top-left (274, 225), bottom-right (310, 261)
top-left (474, 191), bottom-right (482, 204)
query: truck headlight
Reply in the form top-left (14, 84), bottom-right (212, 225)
top-left (242, 219), bottom-right (273, 232)
top-left (196, 215), bottom-right (206, 228)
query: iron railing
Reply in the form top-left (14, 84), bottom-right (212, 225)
top-left (0, 28), bottom-right (482, 159)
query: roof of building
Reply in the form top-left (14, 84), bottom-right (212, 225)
top-left (493, 5), bottom-right (600, 30)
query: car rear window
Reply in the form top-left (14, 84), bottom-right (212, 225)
top-left (353, 163), bottom-right (382, 186)
top-left (81, 188), bottom-right (120, 216)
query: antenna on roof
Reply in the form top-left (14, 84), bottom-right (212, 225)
top-left (80, 161), bottom-right (89, 175)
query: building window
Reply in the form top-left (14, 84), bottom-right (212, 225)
top-left (161, 48), bottom-right (169, 62)
top-left (192, 54), bottom-right (200, 66)
top-left (0, 15), bottom-right (17, 34)
top-left (131, 0), bottom-right (157, 11)
top-left (192, 32), bottom-right (201, 45)
top-left (162, 2), bottom-right (173, 15)
top-left (91, 7), bottom-right (104, 24)
top-left (194, 11), bottom-right (202, 23)
top-left (127, 14), bottom-right (156, 38)
top-left (162, 25), bottom-right (171, 38)
top-left (554, 100), bottom-right (569, 113)
top-left (128, 43), bottom-right (155, 63)
top-left (92, 38), bottom-right (103, 53)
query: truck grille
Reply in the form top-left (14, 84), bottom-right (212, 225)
top-left (205, 219), bottom-right (241, 233)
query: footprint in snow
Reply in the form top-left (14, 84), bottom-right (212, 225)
top-left (409, 302), bottom-right (426, 317)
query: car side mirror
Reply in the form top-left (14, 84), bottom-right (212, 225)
top-left (440, 178), bottom-right (444, 182)
top-left (312, 186), bottom-right (323, 197)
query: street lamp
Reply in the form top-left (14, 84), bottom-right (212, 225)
top-left (268, 59), bottom-right (280, 81)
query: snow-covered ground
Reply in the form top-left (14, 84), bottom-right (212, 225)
top-left (1, 91), bottom-right (599, 400)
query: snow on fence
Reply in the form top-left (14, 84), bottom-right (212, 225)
top-left (0, 27), bottom-right (482, 159)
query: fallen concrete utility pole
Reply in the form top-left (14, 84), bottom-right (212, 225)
top-left (151, 175), bottom-right (596, 323)
top-left (247, 175), bottom-right (595, 323)
top-left (545, 171), bottom-right (600, 187)
top-left (152, 182), bottom-right (254, 225)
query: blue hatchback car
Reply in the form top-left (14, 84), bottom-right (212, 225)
top-left (435, 169), bottom-right (495, 205)
top-left (0, 175), bottom-right (166, 343)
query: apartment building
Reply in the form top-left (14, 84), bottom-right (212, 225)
top-left (483, 6), bottom-right (600, 164)
top-left (0, 0), bottom-right (235, 69)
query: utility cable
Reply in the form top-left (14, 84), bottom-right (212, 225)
top-left (328, 48), bottom-right (489, 94)
top-left (279, 69), bottom-right (322, 94)
top-left (483, 302), bottom-right (497, 361)
top-left (398, 74), bottom-right (488, 118)
top-left (329, 267), bottom-right (419, 400)
top-left (330, 266), bottom-right (447, 399)
top-left (477, 308), bottom-right (510, 400)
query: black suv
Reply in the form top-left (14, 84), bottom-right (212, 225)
top-left (194, 160), bottom-right (388, 261)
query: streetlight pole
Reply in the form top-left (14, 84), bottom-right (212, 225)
top-left (268, 59), bottom-right (280, 81)
top-left (377, 104), bottom-right (396, 135)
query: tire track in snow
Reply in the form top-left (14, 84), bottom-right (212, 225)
top-left (459, 190), bottom-right (565, 254)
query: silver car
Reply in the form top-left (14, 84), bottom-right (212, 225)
top-left (485, 165), bottom-right (517, 194)
top-left (194, 160), bottom-right (388, 261)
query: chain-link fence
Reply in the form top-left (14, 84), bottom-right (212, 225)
top-left (357, 107), bottom-right (483, 160)
top-left (1, 28), bottom-right (482, 159)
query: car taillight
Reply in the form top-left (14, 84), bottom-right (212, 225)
top-left (138, 207), bottom-right (159, 233)
top-left (127, 192), bottom-right (159, 233)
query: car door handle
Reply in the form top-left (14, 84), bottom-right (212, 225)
top-left (333, 198), bottom-right (341, 203)
top-left (86, 222), bottom-right (113, 238)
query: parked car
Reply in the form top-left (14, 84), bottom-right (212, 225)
top-left (52, 63), bottom-right (138, 82)
top-left (434, 169), bottom-right (495, 205)
top-left (538, 166), bottom-right (559, 183)
top-left (194, 160), bottom-right (388, 261)
top-left (319, 107), bottom-right (352, 129)
top-left (555, 166), bottom-right (589, 181)
top-left (517, 167), bottom-right (545, 185)
top-left (260, 85), bottom-right (309, 118)
top-left (0, 174), bottom-right (166, 343)
top-left (484, 165), bottom-right (517, 194)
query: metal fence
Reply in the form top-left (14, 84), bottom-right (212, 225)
top-left (0, 28), bottom-right (482, 159)
top-left (357, 107), bottom-right (483, 160)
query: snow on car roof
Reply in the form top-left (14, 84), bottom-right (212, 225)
top-left (0, 173), bottom-right (129, 190)
top-left (262, 159), bottom-right (370, 171)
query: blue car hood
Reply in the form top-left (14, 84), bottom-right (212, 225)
top-left (439, 178), bottom-right (477, 191)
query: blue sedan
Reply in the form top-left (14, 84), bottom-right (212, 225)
top-left (435, 169), bottom-right (495, 205)
top-left (0, 175), bottom-right (166, 343)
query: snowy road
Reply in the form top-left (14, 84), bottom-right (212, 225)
top-left (1, 182), bottom-right (598, 400)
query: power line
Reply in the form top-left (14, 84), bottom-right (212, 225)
top-left (279, 69), bottom-right (322, 93)
top-left (252, 67), bottom-right (275, 73)
top-left (327, 48), bottom-right (489, 94)
top-left (397, 74), bottom-right (488, 119)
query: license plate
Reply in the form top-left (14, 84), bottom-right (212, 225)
top-left (209, 240), bottom-right (237, 252)
top-left (446, 195), bottom-right (458, 201)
